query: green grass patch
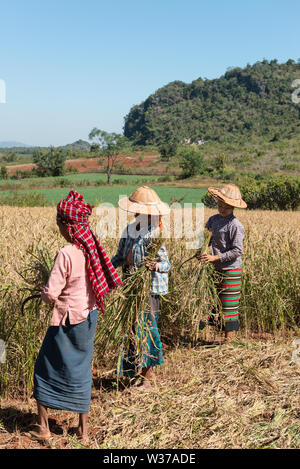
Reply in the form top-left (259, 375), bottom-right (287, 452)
top-left (0, 185), bottom-right (207, 206)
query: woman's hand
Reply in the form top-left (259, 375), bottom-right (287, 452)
top-left (145, 259), bottom-right (159, 271)
top-left (200, 253), bottom-right (220, 263)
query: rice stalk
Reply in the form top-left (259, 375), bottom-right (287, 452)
top-left (17, 239), bottom-right (54, 295)
top-left (96, 230), bottom-right (164, 376)
top-left (160, 229), bottom-right (222, 344)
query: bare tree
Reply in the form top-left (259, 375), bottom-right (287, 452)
top-left (88, 129), bottom-right (130, 184)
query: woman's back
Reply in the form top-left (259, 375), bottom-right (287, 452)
top-left (42, 244), bottom-right (97, 326)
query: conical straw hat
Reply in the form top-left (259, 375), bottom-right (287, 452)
top-left (208, 184), bottom-right (247, 209)
top-left (118, 186), bottom-right (170, 215)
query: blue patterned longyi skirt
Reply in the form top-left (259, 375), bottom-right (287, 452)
top-left (33, 309), bottom-right (98, 414)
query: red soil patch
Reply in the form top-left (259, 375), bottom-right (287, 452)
top-left (6, 153), bottom-right (165, 174)
top-left (6, 163), bottom-right (37, 172)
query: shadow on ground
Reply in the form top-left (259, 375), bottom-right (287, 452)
top-left (0, 406), bottom-right (63, 436)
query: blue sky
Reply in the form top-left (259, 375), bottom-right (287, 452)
top-left (0, 0), bottom-right (299, 146)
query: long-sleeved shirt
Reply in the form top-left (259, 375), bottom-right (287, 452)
top-left (205, 213), bottom-right (244, 270)
top-left (111, 223), bottom-right (170, 295)
top-left (41, 244), bottom-right (97, 326)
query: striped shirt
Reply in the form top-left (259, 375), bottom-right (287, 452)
top-left (205, 213), bottom-right (244, 270)
top-left (111, 223), bottom-right (170, 295)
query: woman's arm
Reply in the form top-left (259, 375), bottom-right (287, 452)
top-left (41, 250), bottom-right (70, 304)
top-left (218, 223), bottom-right (244, 264)
top-left (146, 243), bottom-right (171, 273)
top-left (201, 221), bottom-right (244, 264)
top-left (205, 217), bottom-right (212, 231)
top-left (111, 236), bottom-right (126, 268)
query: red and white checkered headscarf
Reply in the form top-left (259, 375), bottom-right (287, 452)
top-left (57, 190), bottom-right (122, 313)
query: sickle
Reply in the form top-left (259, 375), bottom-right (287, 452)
top-left (5, 294), bottom-right (42, 341)
top-left (21, 294), bottom-right (41, 315)
top-left (178, 251), bottom-right (200, 271)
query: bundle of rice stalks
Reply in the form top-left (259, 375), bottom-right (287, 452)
top-left (18, 240), bottom-right (54, 292)
top-left (161, 229), bottom-right (222, 344)
top-left (0, 241), bottom-right (55, 396)
top-left (95, 229), bottom-right (164, 376)
top-left (17, 240), bottom-right (54, 315)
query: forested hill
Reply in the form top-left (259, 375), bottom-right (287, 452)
top-left (124, 60), bottom-right (300, 145)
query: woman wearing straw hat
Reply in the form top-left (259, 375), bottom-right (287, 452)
top-left (31, 190), bottom-right (122, 442)
top-left (111, 186), bottom-right (171, 390)
top-left (199, 184), bottom-right (247, 340)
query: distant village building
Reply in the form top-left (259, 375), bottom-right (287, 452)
top-left (183, 138), bottom-right (205, 146)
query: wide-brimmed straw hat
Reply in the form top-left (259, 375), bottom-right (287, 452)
top-left (118, 185), bottom-right (170, 215)
top-left (208, 184), bottom-right (247, 209)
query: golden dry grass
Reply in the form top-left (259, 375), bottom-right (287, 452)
top-left (1, 205), bottom-right (299, 282)
top-left (0, 206), bottom-right (299, 449)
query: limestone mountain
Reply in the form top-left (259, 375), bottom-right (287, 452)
top-left (124, 59), bottom-right (300, 145)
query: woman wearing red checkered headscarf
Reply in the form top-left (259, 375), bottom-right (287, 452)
top-left (31, 190), bottom-right (122, 443)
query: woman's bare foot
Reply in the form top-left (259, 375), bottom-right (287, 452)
top-left (75, 426), bottom-right (89, 443)
top-left (136, 379), bottom-right (153, 392)
top-left (29, 424), bottom-right (51, 441)
top-left (75, 413), bottom-right (89, 443)
top-left (225, 331), bottom-right (233, 341)
top-left (136, 366), bottom-right (156, 391)
top-left (31, 402), bottom-right (51, 440)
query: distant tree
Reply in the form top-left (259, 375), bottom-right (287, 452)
top-left (0, 166), bottom-right (8, 180)
top-left (33, 147), bottom-right (66, 177)
top-left (215, 153), bottom-right (227, 170)
top-left (3, 152), bottom-right (16, 163)
top-left (270, 132), bottom-right (280, 142)
top-left (201, 191), bottom-right (217, 208)
top-left (88, 128), bottom-right (130, 184)
top-left (158, 140), bottom-right (179, 161)
top-left (240, 175), bottom-right (300, 210)
top-left (90, 143), bottom-right (100, 153)
top-left (179, 147), bottom-right (205, 179)
top-left (65, 148), bottom-right (71, 157)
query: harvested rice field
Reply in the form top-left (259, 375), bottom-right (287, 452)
top-left (0, 206), bottom-right (299, 449)
top-left (0, 338), bottom-right (299, 449)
